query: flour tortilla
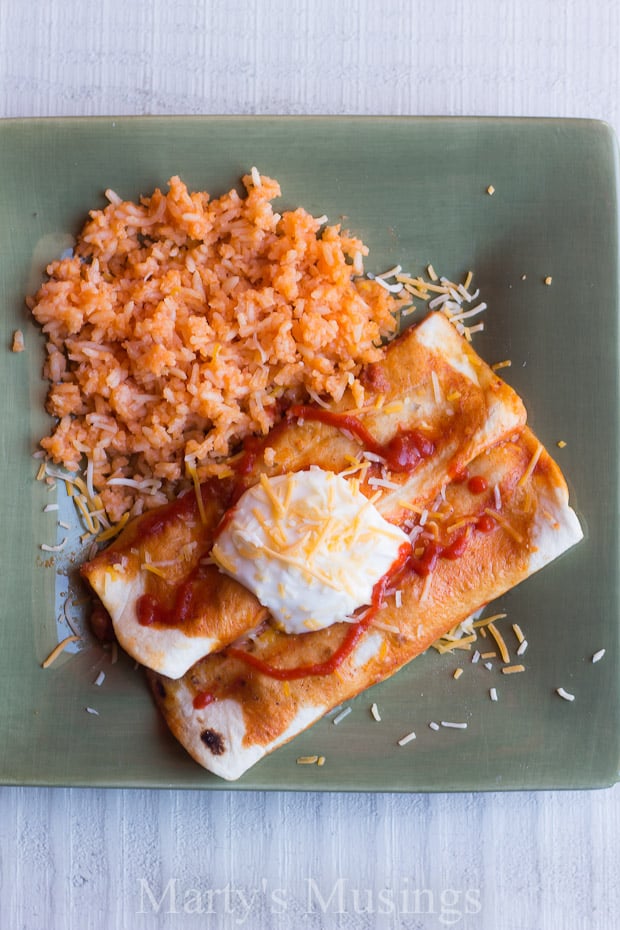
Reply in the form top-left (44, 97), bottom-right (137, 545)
top-left (148, 429), bottom-right (582, 780)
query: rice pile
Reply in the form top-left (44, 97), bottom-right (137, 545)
top-left (28, 171), bottom-right (401, 522)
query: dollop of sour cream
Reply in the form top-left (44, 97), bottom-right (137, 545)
top-left (211, 468), bottom-right (410, 634)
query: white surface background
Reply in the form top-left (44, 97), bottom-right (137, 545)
top-left (1, 1), bottom-right (619, 928)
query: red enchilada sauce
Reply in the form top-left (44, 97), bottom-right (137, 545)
top-left (193, 690), bottom-right (215, 710)
top-left (467, 475), bottom-right (488, 494)
top-left (287, 405), bottom-right (435, 472)
top-left (137, 562), bottom-right (213, 627)
top-left (408, 527), bottom-right (470, 577)
top-left (476, 513), bottom-right (496, 533)
top-left (137, 584), bottom-right (195, 627)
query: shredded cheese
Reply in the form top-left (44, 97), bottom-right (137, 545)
top-left (41, 537), bottom-right (68, 553)
top-left (466, 322), bottom-right (485, 336)
top-left (419, 572), bottom-right (433, 603)
top-left (187, 461), bottom-right (208, 525)
top-left (377, 264), bottom-right (402, 280)
top-left (518, 443), bottom-right (543, 488)
top-left (487, 622), bottom-right (510, 664)
top-left (73, 494), bottom-right (100, 535)
top-left (448, 303), bottom-right (487, 324)
top-left (493, 484), bottom-right (502, 511)
top-left (96, 511), bottom-right (130, 544)
top-left (432, 634), bottom-right (477, 654)
top-left (41, 634), bottom-right (81, 668)
top-left (141, 563), bottom-right (167, 579)
top-left (402, 283), bottom-right (429, 300)
top-left (472, 611), bottom-right (508, 629)
top-left (556, 687), bottom-right (575, 702)
top-left (447, 517), bottom-right (475, 534)
top-left (483, 509), bottom-right (524, 544)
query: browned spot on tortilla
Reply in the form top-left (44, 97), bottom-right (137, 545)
top-left (200, 728), bottom-right (226, 755)
top-left (154, 679), bottom-right (166, 700)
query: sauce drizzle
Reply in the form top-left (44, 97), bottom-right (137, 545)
top-left (227, 542), bottom-right (411, 680)
top-left (288, 405), bottom-right (435, 473)
top-left (137, 566), bottom-right (206, 627)
top-left (467, 475), bottom-right (488, 494)
top-left (193, 691), bottom-right (215, 710)
top-left (409, 528), bottom-right (470, 577)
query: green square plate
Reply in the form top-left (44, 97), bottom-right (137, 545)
top-left (0, 117), bottom-right (618, 790)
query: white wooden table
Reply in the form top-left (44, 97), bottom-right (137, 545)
top-left (1, 2), bottom-right (619, 927)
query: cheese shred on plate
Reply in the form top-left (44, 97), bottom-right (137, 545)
top-left (41, 634), bottom-right (80, 669)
